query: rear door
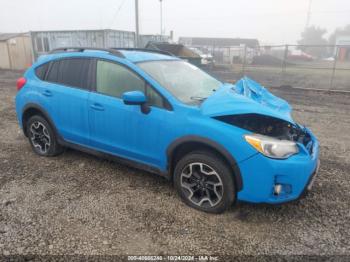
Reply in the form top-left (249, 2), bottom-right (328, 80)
top-left (42, 57), bottom-right (93, 146)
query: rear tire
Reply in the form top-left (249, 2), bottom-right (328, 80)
top-left (26, 115), bottom-right (63, 157)
top-left (174, 150), bottom-right (236, 213)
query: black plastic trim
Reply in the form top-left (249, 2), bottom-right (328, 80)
top-left (49, 47), bottom-right (125, 58)
top-left (112, 47), bottom-right (174, 57)
top-left (166, 136), bottom-right (243, 191)
top-left (58, 139), bottom-right (166, 178)
top-left (22, 104), bottom-right (60, 138)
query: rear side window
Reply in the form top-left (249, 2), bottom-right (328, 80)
top-left (35, 63), bottom-right (49, 80)
top-left (58, 59), bottom-right (91, 89)
top-left (46, 58), bottom-right (91, 90)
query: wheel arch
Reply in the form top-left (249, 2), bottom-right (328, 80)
top-left (166, 135), bottom-right (243, 192)
top-left (22, 103), bottom-right (59, 138)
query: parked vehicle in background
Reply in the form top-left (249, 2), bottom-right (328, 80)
top-left (189, 47), bottom-right (215, 66)
top-left (15, 47), bottom-right (320, 213)
top-left (145, 41), bottom-right (202, 67)
top-left (288, 50), bottom-right (313, 62)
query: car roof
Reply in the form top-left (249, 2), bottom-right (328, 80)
top-left (119, 50), bottom-right (178, 63)
top-left (36, 49), bottom-right (179, 65)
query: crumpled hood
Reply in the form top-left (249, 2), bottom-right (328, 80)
top-left (201, 77), bottom-right (294, 123)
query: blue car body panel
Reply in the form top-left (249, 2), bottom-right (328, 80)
top-left (15, 50), bottom-right (320, 204)
top-left (235, 77), bottom-right (293, 122)
top-left (238, 128), bottom-right (319, 203)
top-left (202, 79), bottom-right (294, 123)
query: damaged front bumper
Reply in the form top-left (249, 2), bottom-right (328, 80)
top-left (237, 127), bottom-right (320, 204)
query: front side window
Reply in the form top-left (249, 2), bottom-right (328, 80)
top-left (96, 60), bottom-right (145, 98)
top-left (138, 60), bottom-right (222, 104)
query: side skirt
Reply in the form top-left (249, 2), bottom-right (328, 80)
top-left (58, 138), bottom-right (171, 180)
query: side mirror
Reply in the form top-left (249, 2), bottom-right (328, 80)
top-left (122, 91), bottom-right (150, 114)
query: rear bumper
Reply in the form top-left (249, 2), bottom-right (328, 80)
top-left (237, 129), bottom-right (320, 204)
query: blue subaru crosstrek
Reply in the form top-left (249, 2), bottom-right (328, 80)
top-left (15, 47), bottom-right (320, 213)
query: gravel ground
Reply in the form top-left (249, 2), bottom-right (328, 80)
top-left (0, 69), bottom-right (349, 257)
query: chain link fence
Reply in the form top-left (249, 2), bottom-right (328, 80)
top-left (204, 44), bottom-right (350, 91)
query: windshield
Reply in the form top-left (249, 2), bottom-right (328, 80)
top-left (138, 60), bottom-right (222, 104)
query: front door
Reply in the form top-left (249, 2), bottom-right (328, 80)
top-left (88, 59), bottom-right (171, 168)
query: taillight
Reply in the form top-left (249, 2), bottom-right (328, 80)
top-left (16, 77), bottom-right (26, 91)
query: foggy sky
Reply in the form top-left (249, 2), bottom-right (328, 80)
top-left (1, 0), bottom-right (349, 44)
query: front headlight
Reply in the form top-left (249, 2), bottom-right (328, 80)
top-left (244, 134), bottom-right (299, 159)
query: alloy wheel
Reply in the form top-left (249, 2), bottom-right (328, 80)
top-left (180, 162), bottom-right (224, 208)
top-left (29, 121), bottom-right (51, 154)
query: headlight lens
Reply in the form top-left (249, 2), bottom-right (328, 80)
top-left (244, 134), bottom-right (299, 159)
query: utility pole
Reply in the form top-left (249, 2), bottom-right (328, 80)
top-left (305, 0), bottom-right (312, 29)
top-left (135, 0), bottom-right (139, 47)
top-left (160, 0), bottom-right (163, 36)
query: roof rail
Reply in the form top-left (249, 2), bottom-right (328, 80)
top-left (49, 47), bottom-right (125, 58)
top-left (111, 48), bottom-right (174, 57)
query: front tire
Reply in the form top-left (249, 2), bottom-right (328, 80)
top-left (174, 151), bottom-right (236, 213)
top-left (26, 115), bottom-right (63, 157)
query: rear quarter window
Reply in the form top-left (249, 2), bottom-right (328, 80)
top-left (35, 63), bottom-right (49, 80)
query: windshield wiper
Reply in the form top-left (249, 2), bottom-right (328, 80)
top-left (190, 96), bottom-right (208, 102)
top-left (190, 89), bottom-right (217, 103)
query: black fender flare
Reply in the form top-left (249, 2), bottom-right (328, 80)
top-left (166, 135), bottom-right (243, 191)
top-left (22, 103), bottom-right (60, 139)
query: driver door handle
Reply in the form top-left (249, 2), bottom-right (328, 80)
top-left (42, 90), bottom-right (52, 97)
top-left (90, 103), bottom-right (105, 111)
